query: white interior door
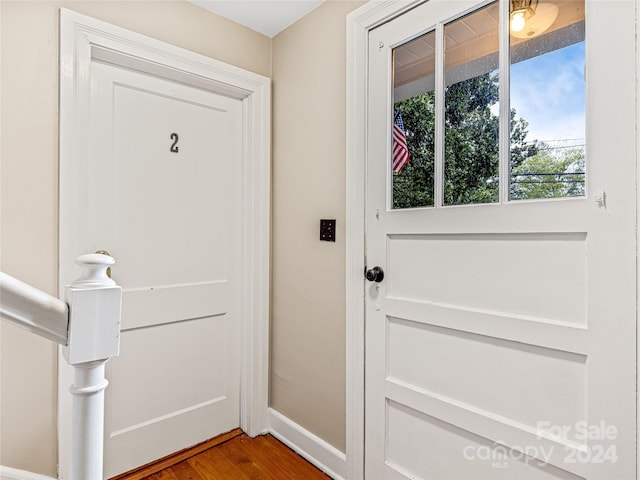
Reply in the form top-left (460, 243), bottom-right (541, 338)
top-left (87, 60), bottom-right (242, 477)
top-left (365, 1), bottom-right (636, 479)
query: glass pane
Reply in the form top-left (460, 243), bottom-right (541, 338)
top-left (391, 30), bottom-right (436, 209)
top-left (444, 2), bottom-right (500, 206)
top-left (509, 0), bottom-right (586, 200)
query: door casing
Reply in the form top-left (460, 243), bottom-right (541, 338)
top-left (346, 1), bottom-right (640, 479)
top-left (58, 9), bottom-right (271, 479)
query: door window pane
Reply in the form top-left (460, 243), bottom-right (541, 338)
top-left (392, 30), bottom-right (436, 209)
top-left (509, 0), bottom-right (586, 200)
top-left (444, 2), bottom-right (500, 206)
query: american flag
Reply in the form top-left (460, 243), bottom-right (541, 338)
top-left (392, 112), bottom-right (410, 173)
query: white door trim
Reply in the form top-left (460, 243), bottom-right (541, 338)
top-left (345, 2), bottom-right (423, 479)
top-left (636, 1), bottom-right (640, 476)
top-left (58, 8), bottom-right (270, 479)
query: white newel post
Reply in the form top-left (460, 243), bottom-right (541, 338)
top-left (63, 254), bottom-right (122, 480)
top-left (0, 253), bottom-right (121, 479)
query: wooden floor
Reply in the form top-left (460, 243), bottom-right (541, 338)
top-left (111, 429), bottom-right (332, 480)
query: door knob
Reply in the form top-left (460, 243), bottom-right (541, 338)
top-left (365, 266), bottom-right (384, 282)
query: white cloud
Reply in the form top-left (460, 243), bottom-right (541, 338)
top-left (510, 42), bottom-right (585, 144)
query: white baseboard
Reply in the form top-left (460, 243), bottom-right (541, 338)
top-left (268, 408), bottom-right (347, 480)
top-left (0, 466), bottom-right (55, 480)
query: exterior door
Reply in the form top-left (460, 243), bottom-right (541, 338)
top-left (88, 60), bottom-right (242, 477)
top-left (365, 1), bottom-right (636, 479)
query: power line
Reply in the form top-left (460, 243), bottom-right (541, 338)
top-left (538, 144), bottom-right (585, 151)
top-left (537, 137), bottom-right (585, 142)
top-left (511, 172), bottom-right (585, 176)
top-left (523, 138), bottom-right (585, 144)
top-left (512, 180), bottom-right (585, 184)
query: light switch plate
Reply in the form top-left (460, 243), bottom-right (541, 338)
top-left (320, 219), bottom-right (336, 242)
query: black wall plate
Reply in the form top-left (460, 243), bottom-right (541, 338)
top-left (320, 219), bottom-right (336, 242)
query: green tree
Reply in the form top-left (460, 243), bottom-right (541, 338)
top-left (393, 92), bottom-right (436, 208)
top-left (393, 72), bottom-right (537, 208)
top-left (443, 74), bottom-right (500, 205)
top-left (510, 147), bottom-right (585, 200)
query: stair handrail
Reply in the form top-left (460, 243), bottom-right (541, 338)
top-left (0, 272), bottom-right (69, 345)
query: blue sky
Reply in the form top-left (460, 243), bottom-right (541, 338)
top-left (510, 42), bottom-right (585, 147)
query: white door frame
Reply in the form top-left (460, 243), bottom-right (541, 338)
top-left (58, 8), bottom-right (271, 479)
top-left (346, 1), bottom-right (640, 479)
top-left (345, 3), bottom-right (424, 478)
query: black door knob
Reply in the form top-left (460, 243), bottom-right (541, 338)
top-left (365, 266), bottom-right (384, 282)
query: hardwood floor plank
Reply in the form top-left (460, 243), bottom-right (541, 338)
top-left (187, 442), bottom-right (250, 480)
top-left (111, 429), bottom-right (243, 480)
top-left (145, 469), bottom-right (180, 480)
top-left (239, 435), bottom-right (330, 479)
top-left (216, 436), bottom-right (280, 480)
top-left (117, 431), bottom-right (332, 479)
top-left (266, 435), bottom-right (328, 475)
top-left (166, 462), bottom-right (207, 480)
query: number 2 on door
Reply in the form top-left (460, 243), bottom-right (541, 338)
top-left (170, 133), bottom-right (179, 153)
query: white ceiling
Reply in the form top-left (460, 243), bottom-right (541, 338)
top-left (188, 0), bottom-right (326, 37)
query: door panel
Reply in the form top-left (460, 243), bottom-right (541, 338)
top-left (386, 318), bottom-right (586, 438)
top-left (106, 317), bottom-right (236, 470)
top-left (121, 281), bottom-right (228, 330)
top-left (386, 232), bottom-right (587, 323)
top-left (89, 61), bottom-right (241, 477)
top-left (366, 1), bottom-right (636, 479)
top-left (109, 83), bottom-right (231, 289)
top-left (386, 401), bottom-right (584, 480)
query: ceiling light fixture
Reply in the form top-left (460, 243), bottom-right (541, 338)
top-left (511, 0), bottom-right (559, 39)
top-left (510, 0), bottom-right (538, 32)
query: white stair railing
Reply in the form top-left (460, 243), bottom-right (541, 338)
top-left (0, 253), bottom-right (122, 480)
top-left (0, 271), bottom-right (69, 344)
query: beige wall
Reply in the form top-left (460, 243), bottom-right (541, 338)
top-left (1, 0), bottom-right (363, 474)
top-left (0, 1), bottom-right (270, 475)
top-left (271, 0), bottom-right (363, 453)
